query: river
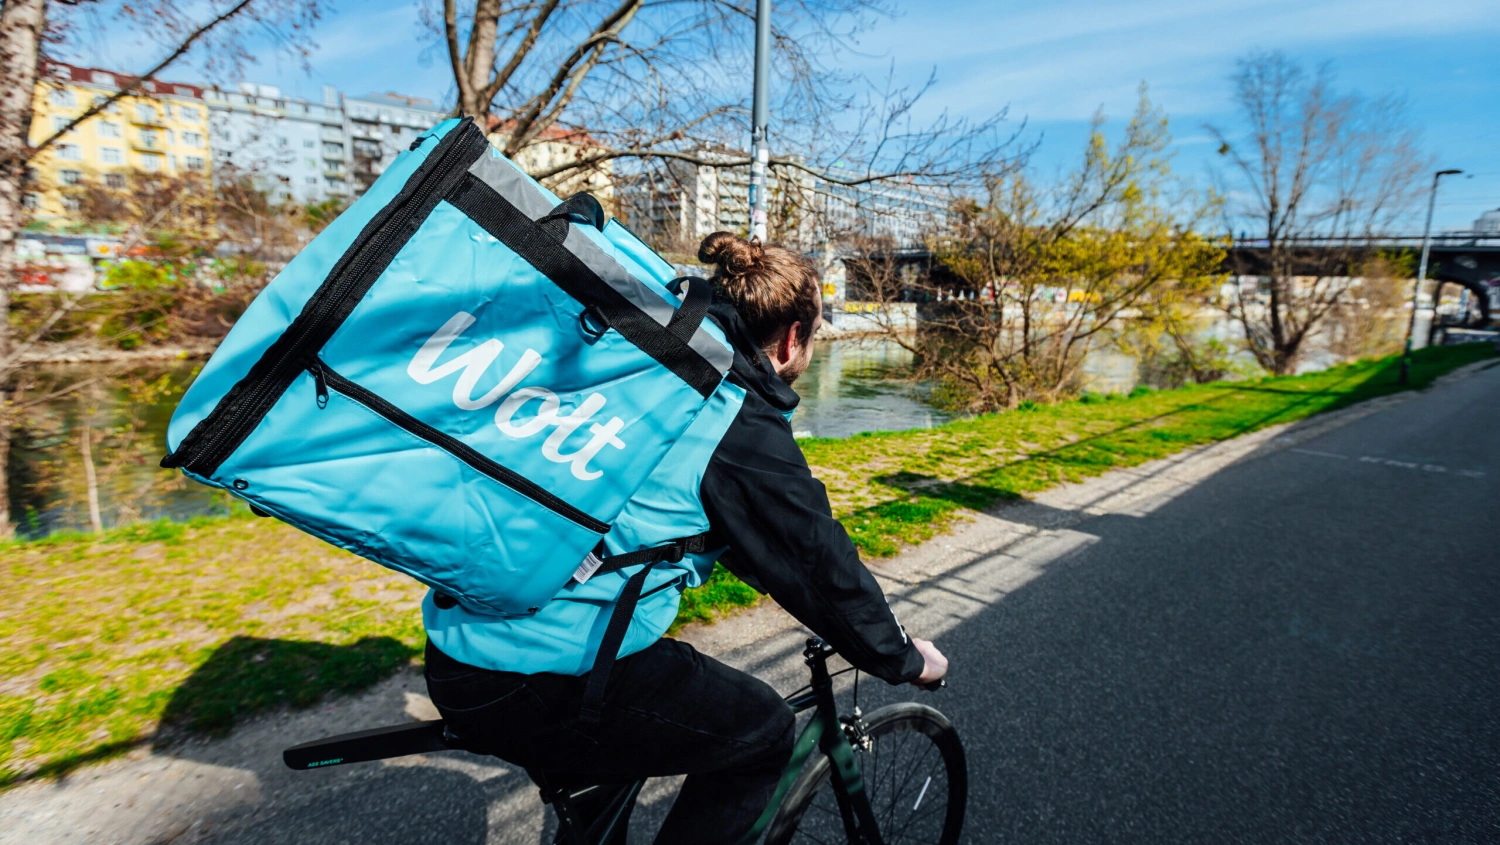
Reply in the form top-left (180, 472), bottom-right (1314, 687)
top-left (5, 329), bottom-right (1261, 538)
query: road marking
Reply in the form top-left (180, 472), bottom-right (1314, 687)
top-left (1292, 448), bottom-right (1486, 477)
top-left (1291, 448), bottom-right (1346, 460)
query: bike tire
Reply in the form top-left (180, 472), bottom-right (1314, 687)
top-left (764, 702), bottom-right (967, 845)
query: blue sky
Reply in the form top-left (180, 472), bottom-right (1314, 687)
top-left (65, 0), bottom-right (1500, 231)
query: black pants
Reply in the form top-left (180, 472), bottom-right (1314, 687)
top-left (424, 638), bottom-right (795, 844)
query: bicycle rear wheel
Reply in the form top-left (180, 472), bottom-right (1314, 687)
top-left (765, 702), bottom-right (966, 845)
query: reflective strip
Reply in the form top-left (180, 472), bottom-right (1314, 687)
top-left (466, 151), bottom-right (733, 377)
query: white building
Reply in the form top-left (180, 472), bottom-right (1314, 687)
top-left (205, 83), bottom-right (350, 205)
top-left (343, 92), bottom-right (448, 195)
top-left (618, 151), bottom-right (950, 254)
top-left (1474, 209), bottom-right (1500, 235)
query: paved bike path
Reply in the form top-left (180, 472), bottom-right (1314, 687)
top-left (4, 360), bottom-right (1497, 843)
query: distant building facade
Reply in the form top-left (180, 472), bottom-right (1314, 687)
top-left (617, 151), bottom-right (950, 254)
top-left (205, 83), bottom-right (351, 205)
top-left (1474, 209), bottom-right (1500, 235)
top-left (344, 92), bottom-right (448, 194)
top-left (26, 61), bottom-right (211, 221)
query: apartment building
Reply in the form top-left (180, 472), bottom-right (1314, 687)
top-left (344, 92), bottom-right (448, 194)
top-left (25, 61), bottom-right (211, 221)
top-left (618, 151), bottom-right (947, 254)
top-left (205, 83), bottom-right (351, 204)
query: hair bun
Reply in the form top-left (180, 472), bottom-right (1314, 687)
top-left (698, 231), bottom-right (762, 278)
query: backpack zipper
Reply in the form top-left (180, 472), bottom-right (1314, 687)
top-left (307, 359), bottom-right (609, 535)
top-left (165, 119), bottom-right (487, 476)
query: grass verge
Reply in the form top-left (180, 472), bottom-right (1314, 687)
top-left (2, 343), bottom-right (1492, 787)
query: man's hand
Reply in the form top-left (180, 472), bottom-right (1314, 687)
top-left (913, 637), bottom-right (948, 687)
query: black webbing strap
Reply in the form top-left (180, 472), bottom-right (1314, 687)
top-left (538, 192), bottom-right (607, 236)
top-left (445, 173), bottom-right (722, 398)
top-left (665, 276), bottom-right (713, 346)
top-left (577, 533), bottom-right (710, 726)
top-left (578, 561), bottom-right (657, 727)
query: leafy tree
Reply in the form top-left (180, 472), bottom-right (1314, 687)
top-left (856, 88), bottom-right (1225, 412)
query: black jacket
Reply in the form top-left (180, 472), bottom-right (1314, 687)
top-left (698, 303), bottom-right (925, 685)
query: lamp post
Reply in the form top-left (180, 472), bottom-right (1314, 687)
top-left (748, 0), bottom-right (771, 242)
top-left (1399, 168), bottom-right (1463, 385)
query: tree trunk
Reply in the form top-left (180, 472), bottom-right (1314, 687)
top-left (0, 0), bottom-right (46, 539)
top-left (81, 421), bottom-right (103, 534)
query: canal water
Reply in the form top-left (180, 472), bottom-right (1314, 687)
top-left (10, 322), bottom-right (1306, 537)
top-left (5, 339), bottom-right (956, 537)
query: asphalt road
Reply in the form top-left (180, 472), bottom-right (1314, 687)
top-left (8, 360), bottom-right (1497, 844)
top-left (924, 359), bottom-right (1500, 843)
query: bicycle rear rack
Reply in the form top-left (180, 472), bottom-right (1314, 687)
top-left (282, 719), bottom-right (455, 770)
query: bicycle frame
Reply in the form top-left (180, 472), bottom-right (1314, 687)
top-left (734, 638), bottom-right (886, 845)
top-left (544, 639), bottom-right (885, 845)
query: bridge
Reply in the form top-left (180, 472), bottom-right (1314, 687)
top-left (845, 235), bottom-right (1500, 328)
top-left (1226, 236), bottom-right (1500, 325)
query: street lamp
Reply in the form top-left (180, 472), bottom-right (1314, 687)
top-left (1398, 168), bottom-right (1463, 385)
top-left (748, 0), bottom-right (771, 242)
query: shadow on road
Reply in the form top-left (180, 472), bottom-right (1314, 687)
top-left (154, 635), bottom-right (419, 741)
top-left (879, 370), bottom-right (1500, 842)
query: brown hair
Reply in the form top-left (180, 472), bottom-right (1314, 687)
top-left (698, 232), bottom-right (821, 353)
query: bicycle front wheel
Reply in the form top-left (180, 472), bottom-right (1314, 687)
top-left (765, 702), bottom-right (967, 845)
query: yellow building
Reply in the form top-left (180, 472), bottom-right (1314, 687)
top-left (26, 61), bottom-right (212, 225)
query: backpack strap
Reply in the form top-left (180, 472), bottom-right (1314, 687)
top-left (577, 533), bottom-right (710, 726)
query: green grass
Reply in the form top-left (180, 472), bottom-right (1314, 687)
top-left (0, 343), bottom-right (1491, 788)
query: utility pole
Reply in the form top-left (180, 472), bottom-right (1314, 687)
top-left (1399, 168), bottom-right (1462, 385)
top-left (748, 0), bottom-right (770, 242)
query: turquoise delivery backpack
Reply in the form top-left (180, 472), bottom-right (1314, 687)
top-left (163, 117), bottom-right (733, 634)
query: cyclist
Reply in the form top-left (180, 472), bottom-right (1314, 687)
top-left (423, 231), bottom-right (949, 844)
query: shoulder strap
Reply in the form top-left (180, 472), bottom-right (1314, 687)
top-left (577, 533), bottom-right (710, 726)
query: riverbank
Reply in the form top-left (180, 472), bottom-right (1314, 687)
top-left (2, 343), bottom-right (1493, 789)
top-left (14, 338), bottom-right (219, 364)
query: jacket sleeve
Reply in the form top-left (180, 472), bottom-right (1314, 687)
top-left (699, 394), bottom-right (926, 685)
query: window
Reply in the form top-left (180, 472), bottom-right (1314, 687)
top-left (323, 142), bottom-right (342, 154)
top-left (135, 104), bottom-right (157, 123)
top-left (168, 154), bottom-right (178, 169)
top-left (141, 153), bottom-right (161, 172)
top-left (219, 129), bottom-right (233, 142)
top-left (185, 155), bottom-right (204, 171)
top-left (305, 158), bottom-right (316, 168)
top-left (180, 106), bottom-right (199, 121)
top-left (62, 195), bottom-right (81, 213)
top-left (183, 131), bottom-right (202, 147)
top-left (99, 147), bottom-right (123, 164)
top-left (55, 143), bottom-right (82, 161)
top-left (97, 120), bottom-right (121, 138)
top-left (22, 193), bottom-right (40, 210)
top-left (139, 129), bottom-right (159, 148)
top-left (92, 71), bottom-right (113, 85)
top-left (60, 169), bottom-right (82, 186)
top-left (163, 104), bottom-right (174, 120)
top-left (48, 87), bottom-right (75, 107)
top-left (164, 129), bottom-right (175, 145)
top-left (105, 173), bottom-right (125, 190)
top-left (307, 176), bottom-right (317, 184)
top-left (277, 136), bottom-right (289, 146)
top-left (175, 86), bottom-right (193, 97)
top-left (304, 139), bottom-right (315, 148)
top-left (51, 116), bottom-right (73, 134)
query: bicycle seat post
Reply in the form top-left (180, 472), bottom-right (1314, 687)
top-left (803, 637), bottom-right (837, 698)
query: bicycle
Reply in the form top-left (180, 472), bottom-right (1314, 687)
top-left (283, 637), bottom-right (967, 844)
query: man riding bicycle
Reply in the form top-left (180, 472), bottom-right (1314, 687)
top-left (423, 231), bottom-right (949, 844)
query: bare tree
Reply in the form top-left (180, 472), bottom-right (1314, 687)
top-left (1207, 50), bottom-right (1429, 375)
top-left (856, 89), bottom-right (1225, 412)
top-left (429, 0), bottom-right (1016, 213)
top-left (0, 0), bottom-right (324, 537)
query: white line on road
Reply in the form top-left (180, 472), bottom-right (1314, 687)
top-left (1292, 448), bottom-right (1486, 477)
